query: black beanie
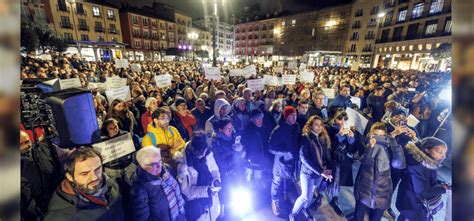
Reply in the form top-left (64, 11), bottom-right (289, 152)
top-left (174, 97), bottom-right (186, 107)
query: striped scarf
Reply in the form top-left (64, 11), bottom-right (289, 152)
top-left (150, 170), bottom-right (185, 220)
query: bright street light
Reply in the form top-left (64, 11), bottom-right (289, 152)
top-left (377, 12), bottom-right (386, 18)
top-left (187, 32), bottom-right (198, 40)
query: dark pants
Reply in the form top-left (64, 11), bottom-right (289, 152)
top-left (397, 209), bottom-right (429, 221)
top-left (391, 168), bottom-right (403, 193)
top-left (354, 200), bottom-right (385, 221)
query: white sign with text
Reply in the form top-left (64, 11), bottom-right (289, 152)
top-left (105, 86), bottom-right (131, 103)
top-left (154, 74), bottom-right (172, 88)
top-left (204, 67), bottom-right (222, 80)
top-left (92, 133), bottom-right (136, 164)
top-left (115, 59), bottom-right (129, 69)
top-left (247, 78), bottom-right (265, 91)
top-left (281, 75), bottom-right (296, 85)
top-left (59, 78), bottom-right (82, 90)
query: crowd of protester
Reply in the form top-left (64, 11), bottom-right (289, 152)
top-left (20, 52), bottom-right (452, 221)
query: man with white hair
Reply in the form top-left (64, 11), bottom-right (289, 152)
top-left (130, 146), bottom-right (186, 221)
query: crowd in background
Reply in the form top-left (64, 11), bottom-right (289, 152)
top-left (20, 52), bottom-right (452, 221)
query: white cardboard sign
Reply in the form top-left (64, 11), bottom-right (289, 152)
top-left (346, 107), bottom-right (369, 134)
top-left (299, 63), bottom-right (307, 72)
top-left (264, 75), bottom-right (279, 86)
top-left (350, 96), bottom-right (362, 109)
top-left (288, 61), bottom-right (298, 70)
top-left (59, 78), bottom-right (82, 90)
top-left (105, 86), bottom-right (131, 103)
top-left (106, 77), bottom-right (127, 89)
top-left (130, 64), bottom-right (141, 72)
top-left (247, 78), bottom-right (265, 92)
top-left (115, 59), bottom-right (129, 69)
top-left (242, 65), bottom-right (257, 78)
top-left (229, 69), bottom-right (244, 77)
top-left (154, 75), bottom-right (172, 88)
top-left (92, 133), bottom-right (136, 164)
top-left (322, 88), bottom-right (336, 99)
top-left (281, 75), bottom-right (296, 85)
top-left (407, 114), bottom-right (420, 128)
top-left (300, 71), bottom-right (315, 83)
top-left (204, 67), bottom-right (222, 80)
top-left (275, 66), bottom-right (284, 74)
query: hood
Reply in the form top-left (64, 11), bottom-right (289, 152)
top-left (213, 98), bottom-right (231, 118)
top-left (232, 97), bottom-right (245, 111)
top-left (405, 142), bottom-right (442, 170)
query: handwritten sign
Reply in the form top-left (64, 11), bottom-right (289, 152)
top-left (204, 67), bottom-right (221, 80)
top-left (154, 74), bottom-right (172, 88)
top-left (264, 75), bottom-right (279, 86)
top-left (288, 61), bottom-right (298, 70)
top-left (322, 88), bottom-right (336, 99)
top-left (105, 86), bottom-right (131, 103)
top-left (300, 71), bottom-right (315, 83)
top-left (115, 59), bottom-right (129, 69)
top-left (247, 78), bottom-right (265, 92)
top-left (229, 69), bottom-right (244, 77)
top-left (40, 54), bottom-right (52, 61)
top-left (106, 77), bottom-right (127, 89)
top-left (299, 63), bottom-right (307, 72)
top-left (264, 61), bottom-right (273, 68)
top-left (275, 66), bottom-right (284, 74)
top-left (242, 65), bottom-right (257, 78)
top-left (351, 62), bottom-right (360, 71)
top-left (281, 75), bottom-right (296, 85)
top-left (346, 107), bottom-right (369, 134)
top-left (130, 64), bottom-right (141, 72)
top-left (92, 133), bottom-right (135, 164)
top-left (407, 114), bottom-right (420, 127)
top-left (350, 96), bottom-right (361, 109)
top-left (59, 78), bottom-right (82, 90)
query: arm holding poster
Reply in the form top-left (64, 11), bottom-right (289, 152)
top-left (345, 107), bottom-right (369, 135)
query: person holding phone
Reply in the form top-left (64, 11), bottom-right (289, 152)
top-left (354, 123), bottom-right (406, 221)
top-left (290, 116), bottom-right (333, 221)
top-left (325, 110), bottom-right (357, 216)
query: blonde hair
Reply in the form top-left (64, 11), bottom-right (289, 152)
top-left (303, 115), bottom-right (331, 147)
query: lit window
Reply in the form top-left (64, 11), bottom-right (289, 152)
top-left (409, 45), bottom-right (413, 50)
top-left (291, 19), bottom-right (296, 26)
top-left (429, 0), bottom-right (444, 14)
top-left (92, 6), bottom-right (100, 17)
top-left (418, 44), bottom-right (423, 50)
top-left (282, 21), bottom-right (285, 26)
top-left (412, 3), bottom-right (424, 19)
top-left (426, 44), bottom-right (432, 50)
top-left (107, 9), bottom-right (114, 19)
top-left (444, 19), bottom-right (452, 33)
top-left (425, 23), bottom-right (438, 35)
top-left (398, 9), bottom-right (407, 22)
top-left (401, 46), bottom-right (406, 51)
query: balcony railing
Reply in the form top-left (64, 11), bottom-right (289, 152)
top-left (350, 37), bottom-right (359, 41)
top-left (95, 27), bottom-right (105, 32)
top-left (77, 25), bottom-right (89, 31)
top-left (60, 22), bottom-right (73, 29)
top-left (108, 15), bottom-right (116, 21)
top-left (108, 29), bottom-right (120, 35)
top-left (365, 35), bottom-right (375, 40)
top-left (56, 4), bottom-right (70, 12)
top-left (367, 22), bottom-right (377, 28)
top-left (75, 9), bottom-right (87, 16)
top-left (352, 24), bottom-right (361, 29)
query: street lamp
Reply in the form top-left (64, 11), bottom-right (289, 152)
top-left (187, 32), bottom-right (198, 61)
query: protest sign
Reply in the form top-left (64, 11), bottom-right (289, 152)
top-left (154, 74), bottom-right (172, 88)
top-left (204, 67), bottom-right (222, 80)
top-left (351, 62), bottom-right (360, 71)
top-left (130, 64), bottom-right (141, 72)
top-left (115, 59), bottom-right (129, 69)
top-left (346, 107), bottom-right (369, 134)
top-left (105, 86), bottom-right (131, 103)
top-left (300, 71), bottom-right (314, 83)
top-left (281, 75), bottom-right (296, 85)
top-left (247, 78), bottom-right (265, 91)
top-left (275, 66), bottom-right (284, 74)
top-left (229, 69), bottom-right (244, 77)
top-left (350, 96), bottom-right (361, 108)
top-left (59, 78), bottom-right (82, 90)
top-left (264, 75), bottom-right (279, 86)
top-left (322, 88), bottom-right (336, 99)
top-left (92, 133), bottom-right (135, 164)
top-left (242, 65), bottom-right (257, 78)
top-left (288, 61), bottom-right (298, 70)
top-left (264, 61), bottom-right (273, 68)
top-left (106, 77), bottom-right (127, 89)
top-left (40, 54), bottom-right (52, 61)
top-left (299, 63), bottom-right (307, 72)
top-left (407, 114), bottom-right (420, 127)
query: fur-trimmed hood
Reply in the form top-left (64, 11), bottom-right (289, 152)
top-left (405, 142), bottom-right (442, 170)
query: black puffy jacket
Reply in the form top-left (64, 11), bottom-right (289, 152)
top-left (299, 133), bottom-right (333, 178)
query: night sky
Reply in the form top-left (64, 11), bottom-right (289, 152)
top-left (107, 0), bottom-right (352, 23)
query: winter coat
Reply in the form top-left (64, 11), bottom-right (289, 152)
top-left (43, 178), bottom-right (125, 221)
top-left (268, 121), bottom-right (301, 179)
top-left (231, 109), bottom-right (250, 136)
top-left (326, 124), bottom-right (356, 186)
top-left (241, 123), bottom-right (273, 170)
top-left (141, 111), bottom-right (153, 134)
top-left (205, 99), bottom-right (231, 135)
top-left (308, 105), bottom-right (329, 122)
top-left (191, 107), bottom-right (213, 131)
top-left (142, 124), bottom-right (186, 154)
top-left (211, 133), bottom-right (237, 177)
top-left (366, 94), bottom-right (386, 122)
top-left (354, 136), bottom-right (405, 210)
top-left (396, 142), bottom-right (446, 213)
top-left (299, 132), bottom-right (333, 179)
top-left (170, 111), bottom-right (196, 141)
top-left (296, 112), bottom-right (310, 129)
top-left (129, 166), bottom-right (186, 221)
top-left (176, 144), bottom-right (221, 221)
